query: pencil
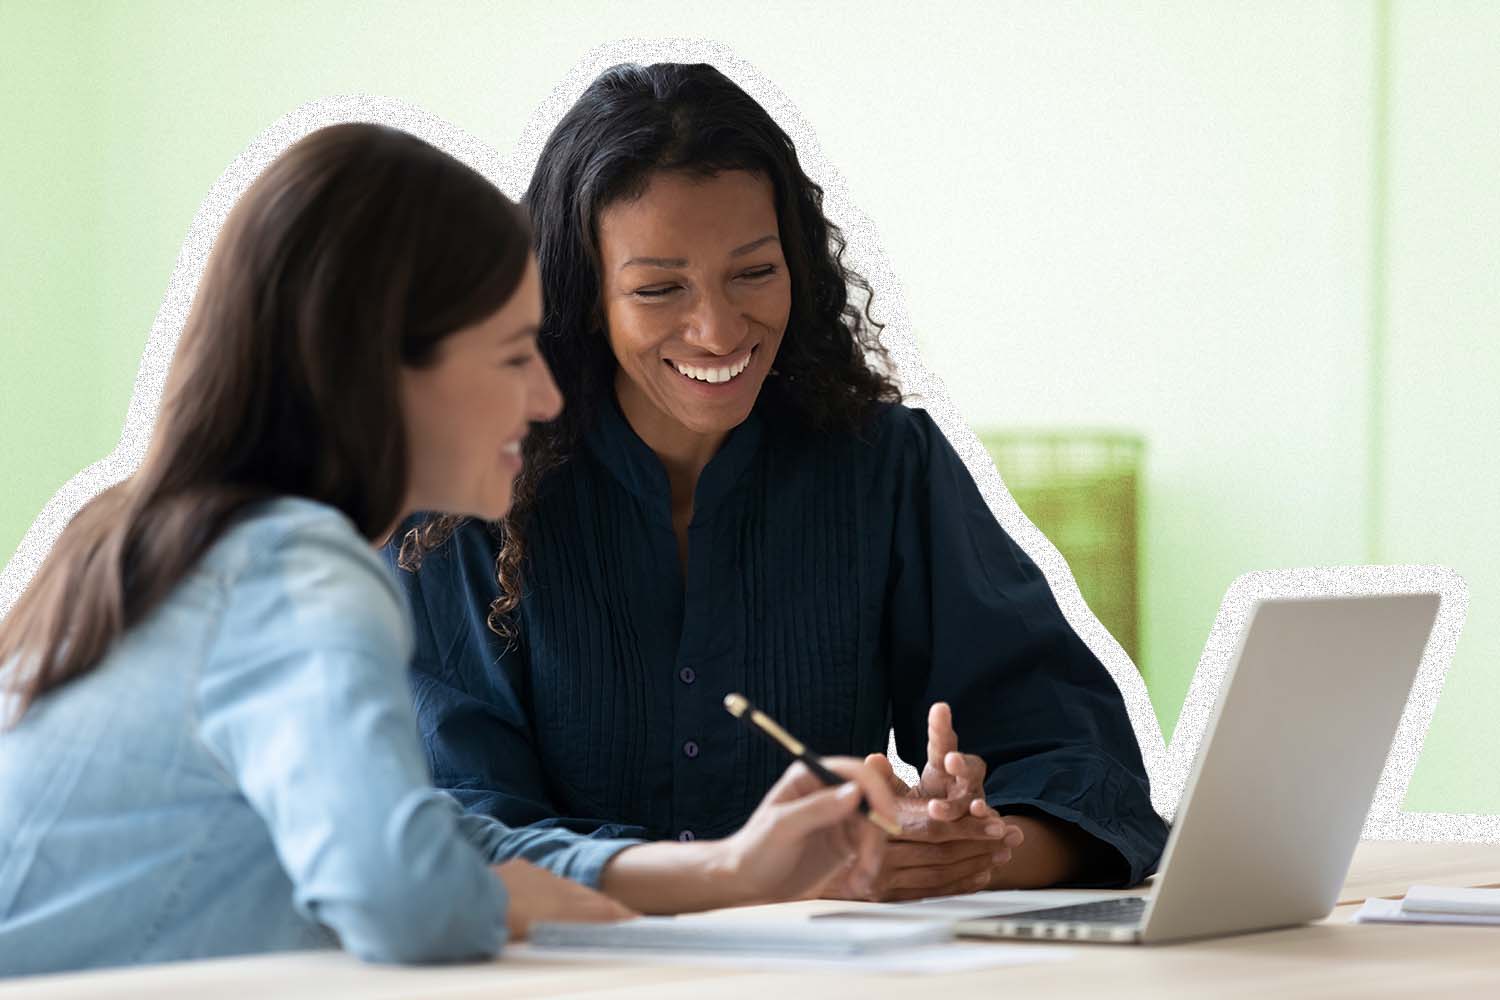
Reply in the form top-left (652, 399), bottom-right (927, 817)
top-left (723, 693), bottom-right (903, 837)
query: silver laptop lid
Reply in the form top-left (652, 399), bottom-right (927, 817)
top-left (1139, 593), bottom-right (1440, 943)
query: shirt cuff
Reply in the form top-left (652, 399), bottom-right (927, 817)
top-left (454, 810), bottom-right (643, 889)
top-left (984, 753), bottom-right (1169, 888)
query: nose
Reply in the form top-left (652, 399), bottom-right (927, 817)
top-left (528, 355), bottom-right (564, 423)
top-left (682, 287), bottom-right (747, 356)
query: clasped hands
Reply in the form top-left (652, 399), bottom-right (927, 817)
top-left (818, 702), bottom-right (1025, 902)
top-left (495, 702), bottom-right (1018, 936)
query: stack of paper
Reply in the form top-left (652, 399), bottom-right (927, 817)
top-left (530, 917), bottom-right (954, 955)
top-left (1353, 885), bottom-right (1500, 926)
top-left (517, 916), bottom-right (1077, 974)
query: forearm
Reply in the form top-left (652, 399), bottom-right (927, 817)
top-left (985, 813), bottom-right (1110, 889)
top-left (597, 839), bottom-right (748, 914)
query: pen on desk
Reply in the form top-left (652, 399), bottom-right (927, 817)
top-left (723, 692), bottom-right (903, 837)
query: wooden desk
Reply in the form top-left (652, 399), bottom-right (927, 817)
top-left (6, 841), bottom-right (1499, 999)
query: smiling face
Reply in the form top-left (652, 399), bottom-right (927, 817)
top-left (596, 169), bottom-right (791, 456)
top-left (399, 255), bottom-right (562, 521)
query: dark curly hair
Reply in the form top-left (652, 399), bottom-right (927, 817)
top-left (399, 62), bottom-right (902, 635)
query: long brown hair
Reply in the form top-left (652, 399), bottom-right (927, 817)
top-left (399, 63), bottom-right (902, 635)
top-left (1, 122), bottom-right (532, 722)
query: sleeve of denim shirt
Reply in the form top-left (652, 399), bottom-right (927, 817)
top-left (880, 409), bottom-right (1170, 888)
top-left (194, 507), bottom-right (511, 964)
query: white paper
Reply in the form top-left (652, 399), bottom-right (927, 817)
top-left (1402, 884), bottom-right (1500, 916)
top-left (529, 916), bottom-right (952, 955)
top-left (1353, 896), bottom-right (1500, 926)
top-left (507, 940), bottom-right (1075, 974)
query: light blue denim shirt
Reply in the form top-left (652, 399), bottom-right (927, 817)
top-left (0, 497), bottom-right (637, 977)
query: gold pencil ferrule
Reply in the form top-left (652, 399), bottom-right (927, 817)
top-left (749, 708), bottom-right (806, 757)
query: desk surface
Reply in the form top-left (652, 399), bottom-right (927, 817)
top-left (6, 840), bottom-right (1500, 999)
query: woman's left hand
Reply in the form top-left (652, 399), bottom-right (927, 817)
top-left (820, 703), bottom-right (1026, 902)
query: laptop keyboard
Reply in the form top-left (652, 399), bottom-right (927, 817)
top-left (1005, 896), bottom-right (1148, 925)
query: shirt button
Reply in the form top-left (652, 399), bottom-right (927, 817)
top-left (678, 830), bottom-right (696, 842)
top-left (679, 666), bottom-right (696, 685)
top-left (683, 740), bottom-right (700, 759)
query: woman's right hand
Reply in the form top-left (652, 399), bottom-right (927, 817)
top-left (595, 756), bottom-right (899, 913)
top-left (491, 858), bottom-right (636, 939)
top-left (715, 756), bottom-right (901, 904)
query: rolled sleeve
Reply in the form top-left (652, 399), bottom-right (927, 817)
top-left (881, 408), bottom-right (1169, 887)
top-left (454, 810), bottom-right (641, 888)
top-left (196, 510), bottom-right (508, 963)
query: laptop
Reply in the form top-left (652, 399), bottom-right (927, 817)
top-left (952, 592), bottom-right (1441, 944)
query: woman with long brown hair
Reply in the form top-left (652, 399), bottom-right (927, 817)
top-left (0, 121), bottom-right (895, 977)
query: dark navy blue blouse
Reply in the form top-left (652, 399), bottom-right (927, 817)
top-left (385, 395), bottom-right (1168, 886)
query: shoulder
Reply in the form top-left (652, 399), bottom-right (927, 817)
top-left (755, 401), bottom-right (954, 491)
top-left (866, 401), bottom-right (940, 448)
top-left (207, 497), bottom-right (410, 657)
top-left (838, 402), bottom-right (951, 475)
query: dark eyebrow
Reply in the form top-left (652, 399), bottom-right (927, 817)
top-left (619, 235), bottom-right (781, 271)
top-left (729, 235), bottom-right (780, 258)
top-left (620, 255), bottom-right (687, 270)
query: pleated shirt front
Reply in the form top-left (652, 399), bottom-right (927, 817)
top-left (390, 395), bottom-right (1169, 885)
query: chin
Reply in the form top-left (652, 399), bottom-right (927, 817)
top-left (468, 493), bottom-right (514, 522)
top-left (682, 411), bottom-right (750, 438)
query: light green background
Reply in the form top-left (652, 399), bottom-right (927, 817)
top-left (2, 1), bottom-right (1496, 812)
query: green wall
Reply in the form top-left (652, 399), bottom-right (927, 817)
top-left (1, 1), bottom-right (1495, 812)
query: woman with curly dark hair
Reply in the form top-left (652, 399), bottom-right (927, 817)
top-left (389, 62), bottom-right (1168, 900)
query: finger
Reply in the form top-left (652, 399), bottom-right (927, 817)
top-left (837, 819), bottom-right (885, 896)
top-left (864, 752), bottom-right (912, 794)
top-left (937, 795), bottom-right (999, 826)
top-left (926, 795), bottom-right (973, 823)
top-left (881, 851), bottom-right (998, 892)
top-left (770, 780), bottom-right (862, 839)
top-left (968, 802), bottom-right (1023, 845)
top-left (850, 813), bottom-right (886, 885)
top-left (762, 760), bottom-right (819, 804)
top-left (877, 867), bottom-right (998, 902)
top-left (968, 798), bottom-right (999, 819)
top-left (882, 838), bottom-right (1000, 869)
top-left (586, 895), bottom-right (639, 922)
top-left (926, 702), bottom-right (958, 775)
top-left (900, 809), bottom-right (1017, 843)
top-left (818, 756), bottom-right (901, 831)
top-left (821, 815), bottom-right (861, 886)
top-left (945, 752), bottom-right (988, 798)
top-left (818, 857), bottom-right (868, 901)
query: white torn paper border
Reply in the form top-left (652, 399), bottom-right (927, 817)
top-left (0, 38), bottom-right (1479, 841)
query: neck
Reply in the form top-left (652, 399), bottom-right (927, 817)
top-left (615, 375), bottom-right (727, 509)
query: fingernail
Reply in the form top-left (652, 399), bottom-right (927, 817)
top-left (985, 822), bottom-right (1008, 836)
top-left (839, 783), bottom-right (860, 799)
top-left (992, 851), bottom-right (1011, 865)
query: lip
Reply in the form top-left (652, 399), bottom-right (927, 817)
top-left (663, 344), bottom-right (760, 393)
top-left (500, 439), bottom-right (524, 471)
top-left (666, 344), bottom-right (757, 368)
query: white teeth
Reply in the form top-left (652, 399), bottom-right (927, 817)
top-left (502, 441), bottom-right (521, 455)
top-left (672, 350), bottom-right (753, 384)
